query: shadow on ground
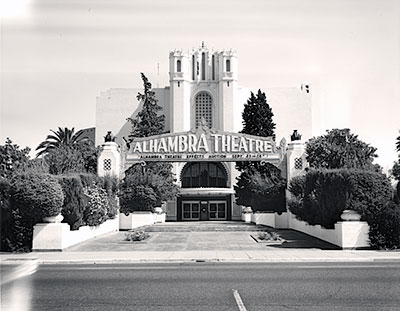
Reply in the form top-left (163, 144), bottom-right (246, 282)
top-left (66, 221), bottom-right (339, 252)
top-left (267, 229), bottom-right (339, 250)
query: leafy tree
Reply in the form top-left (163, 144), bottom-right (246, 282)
top-left (36, 127), bottom-right (88, 157)
top-left (121, 73), bottom-right (178, 213)
top-left (306, 128), bottom-right (378, 170)
top-left (0, 138), bottom-right (31, 179)
top-left (235, 89), bottom-right (285, 212)
top-left (127, 73), bottom-right (165, 140)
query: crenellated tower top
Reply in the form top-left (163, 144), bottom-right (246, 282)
top-left (169, 44), bottom-right (237, 83)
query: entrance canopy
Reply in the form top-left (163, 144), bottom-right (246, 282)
top-left (126, 127), bottom-right (283, 165)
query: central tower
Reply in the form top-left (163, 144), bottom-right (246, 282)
top-left (169, 44), bottom-right (238, 133)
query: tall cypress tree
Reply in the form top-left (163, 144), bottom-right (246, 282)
top-left (121, 73), bottom-right (178, 214)
top-left (127, 73), bottom-right (165, 139)
top-left (240, 89), bottom-right (275, 138)
top-left (235, 89), bottom-right (286, 213)
top-left (237, 89), bottom-right (276, 172)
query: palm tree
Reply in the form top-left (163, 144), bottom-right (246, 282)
top-left (36, 127), bottom-right (87, 157)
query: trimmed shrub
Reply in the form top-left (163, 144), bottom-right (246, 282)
top-left (56, 173), bottom-right (119, 229)
top-left (57, 175), bottom-right (87, 230)
top-left (77, 172), bottom-right (102, 188)
top-left (345, 170), bottom-right (393, 222)
top-left (119, 163), bottom-right (178, 214)
top-left (394, 182), bottom-right (400, 204)
top-left (83, 184), bottom-right (109, 226)
top-left (2, 173), bottom-right (63, 252)
top-left (99, 175), bottom-right (119, 219)
top-left (0, 177), bottom-right (13, 251)
top-left (235, 163), bottom-right (286, 213)
top-left (288, 169), bottom-right (392, 229)
top-left (9, 172), bottom-right (64, 223)
top-left (124, 229), bottom-right (149, 242)
top-left (106, 195), bottom-right (119, 219)
top-left (120, 184), bottom-right (158, 213)
top-left (288, 175), bottom-right (306, 199)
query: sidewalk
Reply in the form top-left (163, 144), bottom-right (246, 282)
top-left (1, 229), bottom-right (400, 264)
top-left (1, 249), bottom-right (400, 264)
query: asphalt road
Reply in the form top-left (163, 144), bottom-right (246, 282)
top-left (1, 262), bottom-right (400, 311)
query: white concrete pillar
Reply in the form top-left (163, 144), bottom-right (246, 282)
top-left (32, 223), bottom-right (70, 251)
top-left (98, 142), bottom-right (122, 178)
top-left (286, 140), bottom-right (307, 184)
top-left (335, 221), bottom-right (370, 249)
top-left (285, 140), bottom-right (307, 228)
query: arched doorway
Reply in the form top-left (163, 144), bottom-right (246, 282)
top-left (178, 162), bottom-right (232, 221)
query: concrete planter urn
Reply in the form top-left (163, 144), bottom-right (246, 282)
top-left (340, 210), bottom-right (361, 221)
top-left (242, 207), bottom-right (253, 223)
top-left (154, 207), bottom-right (163, 214)
top-left (43, 213), bottom-right (64, 223)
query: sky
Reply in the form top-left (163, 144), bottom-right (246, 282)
top-left (1, 0), bottom-right (399, 172)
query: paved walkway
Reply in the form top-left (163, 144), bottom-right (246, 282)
top-left (1, 222), bottom-right (400, 264)
top-left (64, 229), bottom-right (339, 252)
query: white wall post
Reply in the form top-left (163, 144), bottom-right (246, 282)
top-left (286, 140), bottom-right (307, 189)
top-left (98, 142), bottom-right (122, 178)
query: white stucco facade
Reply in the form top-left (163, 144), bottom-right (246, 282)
top-left (96, 45), bottom-right (312, 221)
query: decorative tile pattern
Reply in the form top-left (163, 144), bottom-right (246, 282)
top-left (294, 157), bottom-right (303, 170)
top-left (103, 159), bottom-right (112, 171)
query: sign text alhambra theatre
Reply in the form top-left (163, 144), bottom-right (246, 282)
top-left (127, 130), bottom-right (280, 162)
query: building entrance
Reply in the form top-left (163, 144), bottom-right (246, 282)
top-left (182, 200), bottom-right (227, 221)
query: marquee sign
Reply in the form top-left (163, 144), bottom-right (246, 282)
top-left (126, 128), bottom-right (281, 163)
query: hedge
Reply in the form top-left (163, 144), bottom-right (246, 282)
top-left (58, 173), bottom-right (119, 229)
top-left (288, 169), bottom-right (400, 249)
top-left (288, 169), bottom-right (392, 229)
top-left (368, 200), bottom-right (400, 249)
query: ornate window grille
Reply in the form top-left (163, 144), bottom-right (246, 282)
top-left (195, 92), bottom-right (212, 128)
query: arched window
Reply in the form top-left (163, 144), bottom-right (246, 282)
top-left (181, 162), bottom-right (228, 188)
top-left (192, 55), bottom-right (195, 80)
top-left (177, 60), bottom-right (181, 72)
top-left (212, 55), bottom-right (215, 80)
top-left (201, 52), bottom-right (206, 80)
top-left (195, 92), bottom-right (212, 128)
top-left (226, 59), bottom-right (231, 72)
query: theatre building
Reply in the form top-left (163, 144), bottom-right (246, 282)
top-left (96, 44), bottom-right (312, 222)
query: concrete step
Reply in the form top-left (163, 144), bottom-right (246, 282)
top-left (145, 221), bottom-right (268, 232)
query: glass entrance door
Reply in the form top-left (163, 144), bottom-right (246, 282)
top-left (209, 201), bottom-right (226, 220)
top-left (182, 200), bottom-right (227, 220)
top-left (182, 201), bottom-right (200, 220)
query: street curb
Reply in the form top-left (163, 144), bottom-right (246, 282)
top-left (4, 257), bottom-right (400, 265)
